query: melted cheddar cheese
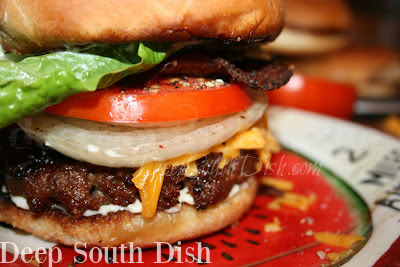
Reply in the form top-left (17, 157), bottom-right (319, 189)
top-left (261, 177), bottom-right (294, 191)
top-left (132, 127), bottom-right (277, 218)
top-left (313, 232), bottom-right (365, 248)
top-left (326, 250), bottom-right (354, 263)
top-left (264, 217), bottom-right (282, 233)
top-left (268, 192), bottom-right (317, 211)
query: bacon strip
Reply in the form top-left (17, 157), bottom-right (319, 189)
top-left (158, 52), bottom-right (293, 91)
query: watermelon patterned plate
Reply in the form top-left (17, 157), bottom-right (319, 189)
top-left (1, 106), bottom-right (400, 266)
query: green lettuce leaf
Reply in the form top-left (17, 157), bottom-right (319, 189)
top-left (0, 42), bottom-right (173, 128)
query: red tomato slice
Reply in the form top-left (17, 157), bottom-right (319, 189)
top-left (268, 73), bottom-right (357, 119)
top-left (46, 77), bottom-right (253, 123)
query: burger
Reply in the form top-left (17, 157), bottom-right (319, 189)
top-left (0, 0), bottom-right (292, 248)
top-left (293, 46), bottom-right (400, 99)
top-left (260, 0), bottom-right (353, 56)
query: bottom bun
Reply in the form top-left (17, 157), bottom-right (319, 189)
top-left (0, 177), bottom-right (257, 248)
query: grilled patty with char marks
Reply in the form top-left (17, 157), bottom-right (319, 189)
top-left (0, 128), bottom-right (259, 217)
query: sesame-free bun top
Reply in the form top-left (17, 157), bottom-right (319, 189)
top-left (260, 0), bottom-right (353, 56)
top-left (285, 0), bottom-right (353, 32)
top-left (0, 0), bottom-right (285, 54)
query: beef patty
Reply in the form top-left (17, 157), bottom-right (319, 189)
top-left (0, 128), bottom-right (259, 217)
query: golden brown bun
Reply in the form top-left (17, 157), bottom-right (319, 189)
top-left (261, 0), bottom-right (352, 55)
top-left (294, 47), bottom-right (400, 98)
top-left (0, 0), bottom-right (284, 54)
top-left (0, 178), bottom-right (257, 248)
top-left (285, 0), bottom-right (353, 32)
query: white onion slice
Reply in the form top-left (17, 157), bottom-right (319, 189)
top-left (18, 98), bottom-right (267, 168)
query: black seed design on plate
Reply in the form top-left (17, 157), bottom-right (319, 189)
top-left (221, 240), bottom-right (237, 248)
top-left (187, 254), bottom-right (208, 265)
top-left (247, 239), bottom-right (260, 245)
top-left (220, 230), bottom-right (232, 236)
top-left (200, 241), bottom-right (216, 250)
top-left (162, 253), bottom-right (177, 262)
top-left (252, 205), bottom-right (262, 210)
top-left (244, 228), bottom-right (260, 235)
top-left (221, 252), bottom-right (234, 261)
top-left (253, 214), bottom-right (268, 219)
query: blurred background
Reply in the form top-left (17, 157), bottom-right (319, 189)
top-left (349, 0), bottom-right (400, 50)
top-left (256, 0), bottom-right (400, 138)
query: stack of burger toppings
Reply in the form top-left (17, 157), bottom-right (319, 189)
top-left (0, 0), bottom-right (292, 248)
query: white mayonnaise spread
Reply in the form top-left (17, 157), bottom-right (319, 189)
top-left (178, 187), bottom-right (195, 205)
top-left (10, 195), bottom-right (29, 210)
top-left (164, 203), bottom-right (182, 214)
top-left (228, 184), bottom-right (241, 198)
top-left (9, 182), bottom-right (248, 217)
top-left (83, 199), bottom-right (142, 217)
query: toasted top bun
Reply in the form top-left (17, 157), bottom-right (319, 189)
top-left (294, 47), bottom-right (400, 98)
top-left (0, 0), bottom-right (285, 54)
top-left (285, 0), bottom-right (353, 32)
